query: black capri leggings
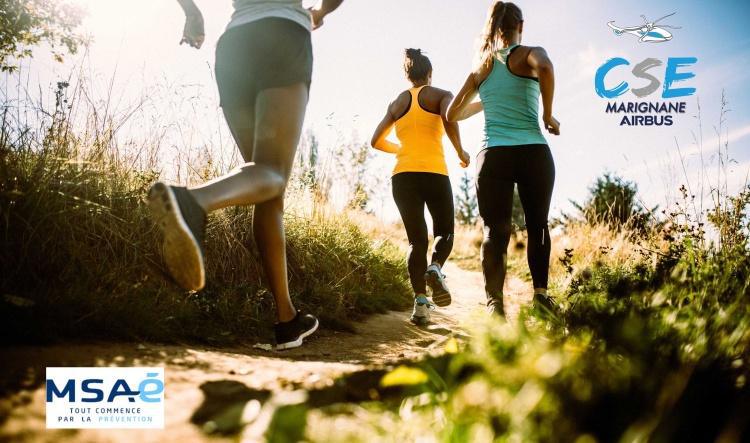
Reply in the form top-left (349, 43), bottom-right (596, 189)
top-left (476, 144), bottom-right (555, 299)
top-left (392, 172), bottom-right (455, 295)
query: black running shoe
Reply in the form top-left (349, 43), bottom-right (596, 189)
top-left (274, 312), bottom-right (319, 350)
top-left (147, 182), bottom-right (207, 291)
top-left (533, 292), bottom-right (560, 320)
top-left (424, 264), bottom-right (451, 307)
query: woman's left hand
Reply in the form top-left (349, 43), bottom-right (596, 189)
top-left (458, 149), bottom-right (471, 168)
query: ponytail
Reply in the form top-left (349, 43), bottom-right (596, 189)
top-left (478, 1), bottom-right (523, 63)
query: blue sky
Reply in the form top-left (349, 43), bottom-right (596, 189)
top-left (6, 0), bottom-right (750, 220)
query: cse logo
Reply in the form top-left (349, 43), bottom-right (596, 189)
top-left (595, 57), bottom-right (697, 99)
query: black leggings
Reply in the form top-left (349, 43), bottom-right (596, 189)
top-left (476, 144), bottom-right (555, 298)
top-left (392, 172), bottom-right (455, 295)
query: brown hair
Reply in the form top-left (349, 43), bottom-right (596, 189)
top-left (479, 1), bottom-right (523, 61)
top-left (403, 48), bottom-right (432, 84)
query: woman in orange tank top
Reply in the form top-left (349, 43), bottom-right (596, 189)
top-left (371, 48), bottom-right (470, 326)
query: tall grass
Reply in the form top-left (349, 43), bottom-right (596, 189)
top-left (0, 76), bottom-right (411, 344)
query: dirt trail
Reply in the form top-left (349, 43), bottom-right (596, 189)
top-left (0, 263), bottom-right (531, 442)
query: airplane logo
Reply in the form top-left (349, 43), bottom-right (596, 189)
top-left (607, 12), bottom-right (681, 43)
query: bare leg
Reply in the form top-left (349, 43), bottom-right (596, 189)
top-left (188, 83), bottom-right (307, 323)
top-left (189, 164), bottom-right (285, 212)
top-left (251, 85), bottom-right (308, 322)
top-left (253, 196), bottom-right (295, 321)
top-left (189, 103), bottom-right (286, 212)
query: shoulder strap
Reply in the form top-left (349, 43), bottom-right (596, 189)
top-left (499, 44), bottom-right (520, 63)
top-left (408, 86), bottom-right (427, 113)
top-left (505, 46), bottom-right (539, 82)
top-left (393, 90), bottom-right (412, 121)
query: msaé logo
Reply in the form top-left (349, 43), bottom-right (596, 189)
top-left (46, 367), bottom-right (164, 429)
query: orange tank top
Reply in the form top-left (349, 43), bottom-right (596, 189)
top-left (393, 86), bottom-right (448, 176)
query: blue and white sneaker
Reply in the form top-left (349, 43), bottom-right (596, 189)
top-left (425, 264), bottom-right (451, 307)
top-left (410, 295), bottom-right (434, 326)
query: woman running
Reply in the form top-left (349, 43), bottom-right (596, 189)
top-left (147, 0), bottom-right (343, 349)
top-left (447, 1), bottom-right (560, 319)
top-left (371, 48), bottom-right (470, 325)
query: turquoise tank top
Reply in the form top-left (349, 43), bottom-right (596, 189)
top-left (479, 44), bottom-right (547, 147)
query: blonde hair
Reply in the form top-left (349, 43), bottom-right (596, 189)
top-left (477, 1), bottom-right (523, 66)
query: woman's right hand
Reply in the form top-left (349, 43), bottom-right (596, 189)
top-left (309, 7), bottom-right (326, 30)
top-left (543, 114), bottom-right (561, 136)
top-left (180, 12), bottom-right (205, 48)
top-left (308, 0), bottom-right (344, 30)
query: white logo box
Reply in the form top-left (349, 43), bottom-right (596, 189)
top-left (46, 367), bottom-right (164, 429)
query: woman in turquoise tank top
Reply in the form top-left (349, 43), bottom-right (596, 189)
top-left (447, 1), bottom-right (561, 319)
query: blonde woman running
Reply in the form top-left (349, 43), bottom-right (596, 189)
top-left (448, 1), bottom-right (561, 319)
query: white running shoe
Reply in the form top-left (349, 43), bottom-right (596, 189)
top-left (410, 295), bottom-right (433, 326)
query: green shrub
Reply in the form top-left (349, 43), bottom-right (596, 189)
top-left (0, 116), bottom-right (411, 344)
top-left (571, 172), bottom-right (654, 232)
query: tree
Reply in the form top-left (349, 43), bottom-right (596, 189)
top-left (0, 0), bottom-right (86, 72)
top-left (455, 171), bottom-right (478, 225)
top-left (571, 172), bottom-right (653, 230)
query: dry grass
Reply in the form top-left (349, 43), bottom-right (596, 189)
top-left (548, 222), bottom-right (655, 292)
top-left (346, 211), bottom-right (486, 275)
top-left (451, 223), bottom-right (485, 271)
top-left (0, 77), bottom-right (412, 344)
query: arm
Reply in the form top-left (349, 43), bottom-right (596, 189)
top-left (371, 109), bottom-right (400, 154)
top-left (447, 58), bottom-right (491, 122)
top-left (310, 0), bottom-right (345, 30)
top-left (320, 0), bottom-right (344, 13)
top-left (177, 0), bottom-right (199, 15)
top-left (176, 0), bottom-right (204, 48)
top-left (527, 47), bottom-right (560, 135)
top-left (460, 101), bottom-right (484, 120)
top-left (449, 100), bottom-right (484, 122)
top-left (446, 74), bottom-right (479, 122)
top-left (440, 93), bottom-right (470, 168)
